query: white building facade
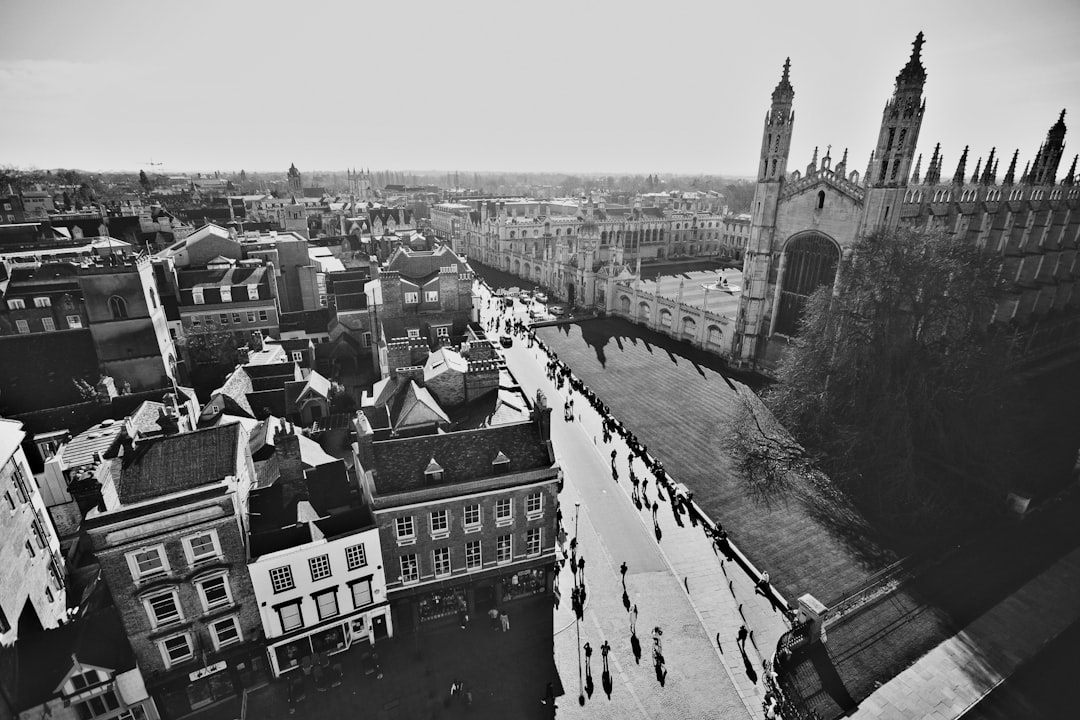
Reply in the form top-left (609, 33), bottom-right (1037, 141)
top-left (249, 524), bottom-right (391, 677)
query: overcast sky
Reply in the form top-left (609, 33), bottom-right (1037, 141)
top-left (1, 0), bottom-right (1077, 179)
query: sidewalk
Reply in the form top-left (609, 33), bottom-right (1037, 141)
top-left (242, 594), bottom-right (557, 720)
top-left (483, 286), bottom-right (790, 718)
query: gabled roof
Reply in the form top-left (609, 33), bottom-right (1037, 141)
top-left (296, 370), bottom-right (331, 403)
top-left (391, 380), bottom-right (450, 431)
top-left (424, 347), bottom-right (467, 383)
top-left (370, 420), bottom-right (552, 494)
top-left (115, 423), bottom-right (241, 504)
top-left (11, 605), bottom-right (136, 712)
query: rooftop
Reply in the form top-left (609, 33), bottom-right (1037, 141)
top-left (115, 423), bottom-right (241, 504)
top-left (370, 419), bottom-right (552, 495)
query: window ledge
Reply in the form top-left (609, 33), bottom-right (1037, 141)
top-left (396, 537), bottom-right (416, 547)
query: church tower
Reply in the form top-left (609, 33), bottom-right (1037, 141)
top-left (287, 163), bottom-right (302, 194)
top-left (759, 58), bottom-right (795, 182)
top-left (735, 59), bottom-right (795, 366)
top-left (1028, 110), bottom-right (1067, 185)
top-left (863, 32), bottom-right (927, 230)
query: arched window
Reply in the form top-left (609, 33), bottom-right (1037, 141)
top-left (817, 191), bottom-right (825, 209)
top-left (566, 228), bottom-right (572, 236)
top-left (108, 296), bottom-right (128, 319)
top-left (509, 231), bottom-right (515, 239)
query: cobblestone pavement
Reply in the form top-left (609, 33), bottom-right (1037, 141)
top-left (483, 289), bottom-right (790, 718)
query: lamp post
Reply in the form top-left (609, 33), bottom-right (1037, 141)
top-left (575, 501), bottom-right (584, 705)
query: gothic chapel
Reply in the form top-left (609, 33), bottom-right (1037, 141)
top-left (735, 33), bottom-right (1080, 374)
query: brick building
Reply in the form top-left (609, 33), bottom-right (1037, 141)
top-left (0, 253), bottom-right (177, 415)
top-left (352, 389), bottom-right (560, 632)
top-left (374, 245), bottom-right (475, 378)
top-left (83, 423), bottom-right (267, 718)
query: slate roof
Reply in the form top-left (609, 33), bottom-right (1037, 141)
top-left (279, 309), bottom-right (330, 335)
top-left (385, 245), bottom-right (470, 281)
top-left (11, 605), bottom-right (135, 712)
top-left (116, 423), bottom-right (241, 504)
top-left (371, 419), bottom-right (552, 494)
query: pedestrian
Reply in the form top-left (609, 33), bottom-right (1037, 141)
top-left (652, 501), bottom-right (659, 522)
top-left (652, 626), bottom-right (663, 652)
top-left (601, 640), bottom-right (611, 672)
top-left (578, 557), bottom-right (585, 584)
top-left (630, 604), bottom-right (638, 633)
top-left (500, 609), bottom-right (510, 632)
top-left (738, 624), bottom-right (748, 647)
top-left (488, 607), bottom-right (500, 630)
top-left (760, 571), bottom-right (771, 590)
top-left (584, 642), bottom-right (593, 672)
top-left (642, 477), bottom-right (649, 494)
top-left (620, 561), bottom-right (628, 584)
top-left (459, 608), bottom-right (469, 630)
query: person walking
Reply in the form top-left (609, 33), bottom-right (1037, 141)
top-left (652, 626), bottom-right (663, 653)
top-left (630, 604), bottom-right (638, 634)
top-left (500, 610), bottom-right (510, 632)
top-left (738, 624), bottom-right (748, 648)
top-left (584, 642), bottom-right (593, 674)
top-left (620, 561), bottom-right (628, 586)
top-left (652, 501), bottom-right (659, 523)
top-left (601, 640), bottom-right (611, 673)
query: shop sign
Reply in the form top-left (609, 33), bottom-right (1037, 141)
top-left (189, 661), bottom-right (227, 682)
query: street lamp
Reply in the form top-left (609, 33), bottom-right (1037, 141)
top-left (575, 501), bottom-right (584, 706)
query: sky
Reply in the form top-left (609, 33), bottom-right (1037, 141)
top-left (1, 0), bottom-right (1078, 179)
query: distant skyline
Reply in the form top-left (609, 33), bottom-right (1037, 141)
top-left (1, 0), bottom-right (1078, 179)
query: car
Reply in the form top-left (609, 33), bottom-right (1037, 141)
top-left (549, 305), bottom-right (565, 316)
top-left (499, 334), bottom-right (513, 348)
top-left (534, 292), bottom-right (548, 303)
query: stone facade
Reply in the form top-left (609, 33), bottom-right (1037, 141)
top-left (0, 419), bottom-right (67, 645)
top-left (733, 34), bottom-right (1080, 375)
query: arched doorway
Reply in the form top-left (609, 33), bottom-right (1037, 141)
top-left (775, 232), bottom-right (840, 336)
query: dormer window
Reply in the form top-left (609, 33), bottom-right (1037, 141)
top-left (247, 285), bottom-right (259, 301)
top-left (424, 458), bottom-right (444, 483)
top-left (220, 286), bottom-right (232, 302)
top-left (492, 450), bottom-right (510, 473)
top-left (192, 288), bottom-right (204, 305)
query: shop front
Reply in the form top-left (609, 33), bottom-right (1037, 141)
top-left (266, 603), bottom-right (392, 677)
top-left (154, 644), bottom-right (267, 720)
top-left (393, 560), bottom-right (554, 633)
top-left (496, 567), bottom-right (548, 603)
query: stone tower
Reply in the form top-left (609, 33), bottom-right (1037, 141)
top-left (862, 32), bottom-right (927, 230)
top-left (287, 163), bottom-right (302, 194)
top-left (736, 59), bottom-right (795, 364)
top-left (1028, 110), bottom-right (1067, 185)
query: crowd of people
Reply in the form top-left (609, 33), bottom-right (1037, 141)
top-left (479, 277), bottom-right (794, 717)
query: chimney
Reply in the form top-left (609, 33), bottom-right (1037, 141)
top-left (353, 411), bottom-right (376, 472)
top-left (532, 389), bottom-right (552, 441)
top-left (95, 376), bottom-right (117, 404)
top-left (395, 366), bottom-right (425, 386)
top-left (236, 345), bottom-right (251, 365)
top-left (276, 421), bottom-right (307, 508)
top-left (156, 407), bottom-right (179, 436)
